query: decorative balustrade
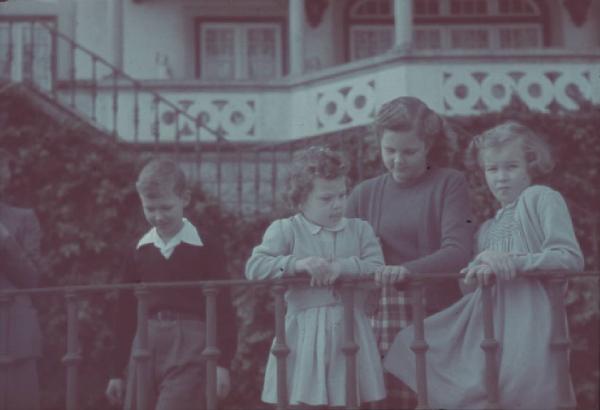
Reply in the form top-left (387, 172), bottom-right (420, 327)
top-left (442, 65), bottom-right (597, 114)
top-left (0, 271), bottom-right (597, 410)
top-left (90, 55), bottom-right (600, 143)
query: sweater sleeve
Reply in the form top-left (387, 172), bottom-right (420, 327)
top-left (403, 172), bottom-right (474, 274)
top-left (336, 220), bottom-right (385, 276)
top-left (245, 219), bottom-right (297, 280)
top-left (512, 189), bottom-right (584, 273)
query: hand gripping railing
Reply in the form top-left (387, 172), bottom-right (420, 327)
top-left (0, 271), bottom-right (598, 410)
top-left (403, 271), bottom-right (599, 410)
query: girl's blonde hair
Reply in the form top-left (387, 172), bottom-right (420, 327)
top-left (465, 121), bottom-right (554, 178)
top-left (284, 146), bottom-right (349, 209)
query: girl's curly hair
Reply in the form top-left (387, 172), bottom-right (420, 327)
top-left (284, 146), bottom-right (349, 209)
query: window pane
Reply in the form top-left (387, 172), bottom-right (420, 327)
top-left (0, 23), bottom-right (11, 78)
top-left (450, 28), bottom-right (489, 48)
top-left (498, 0), bottom-right (538, 15)
top-left (414, 0), bottom-right (440, 16)
top-left (449, 0), bottom-right (487, 15)
top-left (246, 27), bottom-right (276, 79)
top-left (31, 23), bottom-right (52, 86)
top-left (499, 27), bottom-right (540, 48)
top-left (202, 27), bottom-right (235, 80)
top-left (414, 28), bottom-right (442, 49)
top-left (351, 27), bottom-right (393, 60)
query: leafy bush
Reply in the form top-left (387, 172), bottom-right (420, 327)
top-left (1, 86), bottom-right (598, 409)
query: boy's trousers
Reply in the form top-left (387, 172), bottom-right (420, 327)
top-left (124, 317), bottom-right (207, 410)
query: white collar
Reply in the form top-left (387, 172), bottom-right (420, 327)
top-left (299, 214), bottom-right (347, 235)
top-left (137, 218), bottom-right (203, 252)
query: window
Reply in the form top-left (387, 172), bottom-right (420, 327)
top-left (350, 25), bottom-right (394, 60)
top-left (197, 21), bottom-right (282, 80)
top-left (347, 0), bottom-right (544, 60)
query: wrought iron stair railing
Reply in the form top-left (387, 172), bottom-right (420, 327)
top-left (0, 18), bottom-right (220, 148)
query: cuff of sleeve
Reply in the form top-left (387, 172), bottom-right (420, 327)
top-left (284, 256), bottom-right (297, 276)
top-left (337, 258), bottom-right (359, 276)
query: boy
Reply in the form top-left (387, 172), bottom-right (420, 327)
top-left (105, 158), bottom-right (236, 409)
top-left (0, 148), bottom-right (43, 410)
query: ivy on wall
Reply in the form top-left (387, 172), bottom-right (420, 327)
top-left (0, 87), bottom-right (598, 409)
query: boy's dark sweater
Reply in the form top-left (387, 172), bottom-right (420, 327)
top-left (110, 239), bottom-right (237, 378)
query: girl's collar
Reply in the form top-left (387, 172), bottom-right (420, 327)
top-left (298, 214), bottom-right (347, 234)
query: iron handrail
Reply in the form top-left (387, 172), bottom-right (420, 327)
top-left (32, 21), bottom-right (222, 142)
top-left (0, 271), bottom-right (598, 410)
top-left (0, 270), bottom-right (598, 297)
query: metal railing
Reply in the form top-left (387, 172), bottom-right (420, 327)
top-left (0, 271), bottom-right (598, 410)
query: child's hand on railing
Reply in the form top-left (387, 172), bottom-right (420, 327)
top-left (474, 250), bottom-right (517, 280)
top-left (374, 265), bottom-right (409, 285)
top-left (310, 261), bottom-right (341, 287)
top-left (105, 378), bottom-right (125, 406)
top-left (295, 256), bottom-right (339, 286)
top-left (462, 263), bottom-right (495, 286)
top-left (216, 366), bottom-right (231, 399)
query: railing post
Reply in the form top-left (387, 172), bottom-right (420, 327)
top-left (271, 283), bottom-right (289, 410)
top-left (91, 57), bottom-right (98, 122)
top-left (5, 22), bottom-right (14, 81)
top-left (69, 42), bottom-right (76, 107)
top-left (174, 111), bottom-right (181, 158)
top-left (271, 149), bottom-right (278, 209)
top-left (548, 276), bottom-right (575, 410)
top-left (27, 21), bottom-right (35, 84)
top-left (254, 150), bottom-right (260, 213)
top-left (216, 138), bottom-right (223, 201)
top-left (0, 293), bottom-right (13, 410)
top-left (202, 285), bottom-right (219, 410)
top-left (62, 290), bottom-right (82, 410)
top-left (112, 68), bottom-right (118, 138)
top-left (410, 279), bottom-right (430, 410)
top-left (133, 84), bottom-right (140, 143)
top-left (236, 149), bottom-right (243, 216)
top-left (341, 281), bottom-right (359, 410)
top-left (153, 97), bottom-right (160, 150)
top-left (481, 282), bottom-right (500, 410)
top-left (134, 286), bottom-right (151, 410)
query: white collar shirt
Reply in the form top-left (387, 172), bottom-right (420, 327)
top-left (137, 218), bottom-right (203, 259)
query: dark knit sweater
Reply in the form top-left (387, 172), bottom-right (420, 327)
top-left (110, 239), bottom-right (237, 377)
top-left (346, 167), bottom-right (474, 312)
